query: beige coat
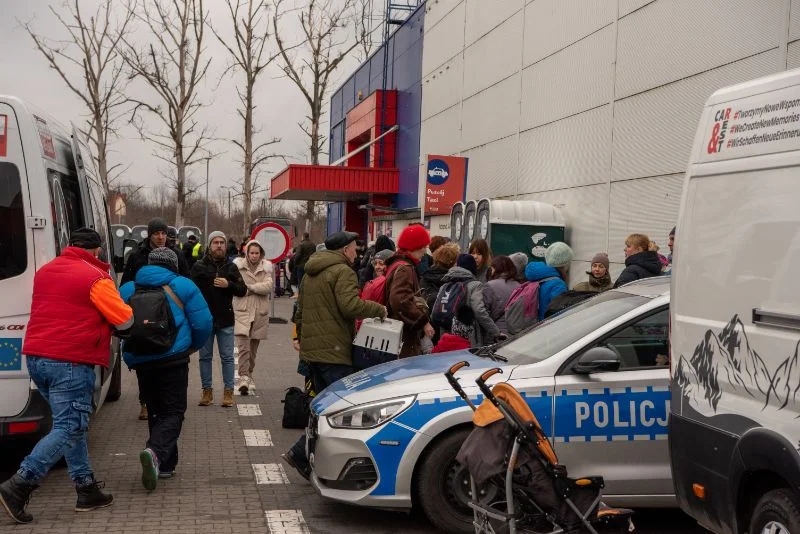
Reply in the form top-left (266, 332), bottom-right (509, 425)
top-left (232, 256), bottom-right (274, 338)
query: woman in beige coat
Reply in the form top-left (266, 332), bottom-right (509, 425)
top-left (233, 240), bottom-right (274, 394)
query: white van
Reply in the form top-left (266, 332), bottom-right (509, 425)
top-left (671, 70), bottom-right (800, 533)
top-left (0, 95), bottom-right (121, 446)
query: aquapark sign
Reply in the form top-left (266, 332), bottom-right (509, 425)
top-left (424, 155), bottom-right (467, 216)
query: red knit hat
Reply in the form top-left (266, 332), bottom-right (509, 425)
top-left (397, 224), bottom-right (431, 251)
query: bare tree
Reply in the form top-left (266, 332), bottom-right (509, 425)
top-left (212, 0), bottom-right (281, 237)
top-left (22, 0), bottom-right (134, 195)
top-left (272, 0), bottom-right (367, 225)
top-left (122, 0), bottom-right (211, 227)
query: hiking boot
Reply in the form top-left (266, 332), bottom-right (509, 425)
top-left (138, 404), bottom-right (148, 420)
top-left (139, 448), bottom-right (159, 491)
top-left (281, 451), bottom-right (311, 481)
top-left (0, 474), bottom-right (38, 524)
top-left (238, 376), bottom-right (249, 396)
top-left (198, 388), bottom-right (213, 406)
top-left (222, 388), bottom-right (234, 407)
top-left (75, 479), bottom-right (113, 512)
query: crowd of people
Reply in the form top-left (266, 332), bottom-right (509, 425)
top-left (0, 219), bottom-right (277, 524)
top-left (281, 223), bottom-right (675, 480)
top-left (0, 216), bottom-right (675, 524)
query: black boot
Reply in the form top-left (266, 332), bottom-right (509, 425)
top-left (75, 480), bottom-right (113, 512)
top-left (0, 474), bottom-right (38, 524)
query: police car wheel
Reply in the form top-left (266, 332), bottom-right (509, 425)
top-left (416, 429), bottom-right (502, 534)
top-left (749, 489), bottom-right (800, 534)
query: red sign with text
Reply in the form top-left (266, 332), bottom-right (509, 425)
top-left (424, 155), bottom-right (467, 216)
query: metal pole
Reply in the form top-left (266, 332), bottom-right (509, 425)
top-left (204, 157), bottom-right (209, 243)
top-left (228, 189), bottom-right (231, 221)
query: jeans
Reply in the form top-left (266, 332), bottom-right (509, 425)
top-left (136, 362), bottom-right (189, 472)
top-left (289, 362), bottom-right (355, 464)
top-left (199, 326), bottom-right (235, 390)
top-left (18, 357), bottom-right (96, 485)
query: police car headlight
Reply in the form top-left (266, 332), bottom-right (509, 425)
top-left (327, 395), bottom-right (416, 429)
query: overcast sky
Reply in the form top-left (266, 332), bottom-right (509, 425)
top-left (0, 0), bottom-right (366, 207)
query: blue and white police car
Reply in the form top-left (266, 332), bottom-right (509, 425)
top-left (307, 277), bottom-right (672, 533)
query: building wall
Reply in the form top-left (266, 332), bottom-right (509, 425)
top-left (328, 6), bottom-right (425, 213)
top-left (417, 0), bottom-right (795, 276)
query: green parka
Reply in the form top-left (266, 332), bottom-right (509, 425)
top-left (295, 250), bottom-right (385, 365)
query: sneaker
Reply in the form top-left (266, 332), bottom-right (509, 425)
top-left (139, 448), bottom-right (159, 491)
top-left (281, 451), bottom-right (311, 481)
top-left (0, 474), bottom-right (37, 524)
top-left (198, 388), bottom-right (213, 406)
top-left (158, 470), bottom-right (175, 479)
top-left (138, 404), bottom-right (148, 420)
top-left (238, 377), bottom-right (249, 396)
top-left (75, 479), bottom-right (113, 512)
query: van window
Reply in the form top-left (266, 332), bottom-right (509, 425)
top-left (85, 176), bottom-right (111, 262)
top-left (48, 170), bottom-right (83, 255)
top-left (0, 162), bottom-right (27, 280)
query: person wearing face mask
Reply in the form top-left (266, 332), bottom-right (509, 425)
top-left (232, 240), bottom-right (274, 396)
top-left (190, 231), bottom-right (248, 408)
top-left (0, 228), bottom-right (133, 523)
top-left (613, 233), bottom-right (662, 288)
top-left (574, 252), bottom-right (613, 293)
top-left (385, 224), bottom-right (435, 357)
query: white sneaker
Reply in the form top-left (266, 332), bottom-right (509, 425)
top-left (238, 376), bottom-right (249, 396)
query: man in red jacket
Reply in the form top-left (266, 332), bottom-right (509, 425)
top-left (0, 228), bottom-right (133, 525)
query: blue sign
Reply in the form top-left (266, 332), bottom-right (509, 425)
top-left (0, 338), bottom-right (23, 371)
top-left (426, 159), bottom-right (450, 186)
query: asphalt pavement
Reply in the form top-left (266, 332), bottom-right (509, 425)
top-left (0, 297), bottom-right (708, 533)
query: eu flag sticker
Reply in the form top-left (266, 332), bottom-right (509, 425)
top-left (0, 338), bottom-right (23, 371)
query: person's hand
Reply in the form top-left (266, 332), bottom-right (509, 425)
top-left (213, 277), bottom-right (229, 288)
top-left (380, 306), bottom-right (388, 320)
top-left (496, 332), bottom-right (509, 342)
top-left (424, 322), bottom-right (435, 339)
top-left (292, 339), bottom-right (301, 352)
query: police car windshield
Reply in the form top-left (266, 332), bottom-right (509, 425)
top-left (494, 291), bottom-right (650, 364)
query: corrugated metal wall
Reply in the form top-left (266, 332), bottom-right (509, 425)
top-left (328, 5), bottom-right (425, 216)
top-left (418, 0), bottom-right (796, 276)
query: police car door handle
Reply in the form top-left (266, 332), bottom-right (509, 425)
top-left (752, 308), bottom-right (800, 331)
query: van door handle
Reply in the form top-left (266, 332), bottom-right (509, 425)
top-left (752, 309), bottom-right (800, 331)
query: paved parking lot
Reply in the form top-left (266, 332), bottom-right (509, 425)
top-left (0, 298), bottom-right (707, 533)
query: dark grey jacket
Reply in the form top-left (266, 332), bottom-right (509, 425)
top-left (440, 267), bottom-right (500, 347)
top-left (483, 278), bottom-right (521, 333)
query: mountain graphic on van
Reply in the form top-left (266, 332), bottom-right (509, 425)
top-left (674, 315), bottom-right (800, 418)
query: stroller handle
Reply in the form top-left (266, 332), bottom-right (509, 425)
top-left (444, 361), bottom-right (477, 411)
top-left (478, 367), bottom-right (503, 383)
top-left (475, 368), bottom-right (503, 404)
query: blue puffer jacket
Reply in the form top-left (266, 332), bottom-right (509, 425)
top-left (523, 262), bottom-right (568, 321)
top-left (120, 265), bottom-right (213, 369)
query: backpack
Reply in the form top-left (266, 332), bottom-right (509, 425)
top-left (544, 290), bottom-right (596, 319)
top-left (281, 386), bottom-right (311, 428)
top-left (503, 277), bottom-right (558, 334)
top-left (125, 285), bottom-right (182, 355)
top-left (362, 275), bottom-right (387, 305)
top-left (430, 281), bottom-right (469, 330)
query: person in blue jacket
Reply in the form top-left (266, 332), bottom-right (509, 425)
top-left (523, 242), bottom-right (573, 321)
top-left (119, 247), bottom-right (212, 492)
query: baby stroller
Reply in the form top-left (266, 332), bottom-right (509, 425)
top-left (444, 362), bottom-right (635, 534)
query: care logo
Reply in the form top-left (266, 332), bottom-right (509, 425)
top-left (426, 159), bottom-right (450, 186)
top-left (707, 107), bottom-right (731, 154)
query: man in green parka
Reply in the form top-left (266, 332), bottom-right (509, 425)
top-left (282, 231), bottom-right (386, 480)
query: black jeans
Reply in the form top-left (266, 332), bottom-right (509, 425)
top-left (136, 362), bottom-right (189, 472)
top-left (288, 362), bottom-right (355, 464)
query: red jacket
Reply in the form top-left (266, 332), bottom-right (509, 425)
top-left (432, 333), bottom-right (471, 354)
top-left (23, 247), bottom-right (131, 367)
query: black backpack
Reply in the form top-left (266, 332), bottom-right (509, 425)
top-left (431, 281), bottom-right (469, 330)
top-left (125, 285), bottom-right (181, 355)
top-left (282, 386), bottom-right (311, 428)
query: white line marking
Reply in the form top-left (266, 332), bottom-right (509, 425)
top-left (237, 404), bottom-right (262, 416)
top-left (634, 435), bottom-right (651, 441)
top-left (253, 463), bottom-right (289, 484)
top-left (265, 509), bottom-right (310, 533)
top-left (244, 429), bottom-right (273, 446)
top-left (590, 436), bottom-right (608, 442)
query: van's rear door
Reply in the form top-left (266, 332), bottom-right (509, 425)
top-left (0, 102), bottom-right (36, 417)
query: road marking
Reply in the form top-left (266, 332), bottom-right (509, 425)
top-left (265, 510), bottom-right (309, 533)
top-left (244, 429), bottom-right (273, 446)
top-left (253, 463), bottom-right (289, 484)
top-left (237, 404), bottom-right (262, 416)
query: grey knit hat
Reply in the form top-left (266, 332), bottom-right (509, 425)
top-left (545, 242), bottom-right (574, 268)
top-left (508, 252), bottom-right (528, 279)
top-left (148, 247), bottom-right (179, 273)
top-left (207, 230), bottom-right (226, 247)
top-left (374, 249), bottom-right (394, 263)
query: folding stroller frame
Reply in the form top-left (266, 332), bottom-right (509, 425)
top-left (444, 361), bottom-right (635, 534)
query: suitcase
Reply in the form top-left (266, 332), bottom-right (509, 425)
top-left (352, 317), bottom-right (403, 369)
